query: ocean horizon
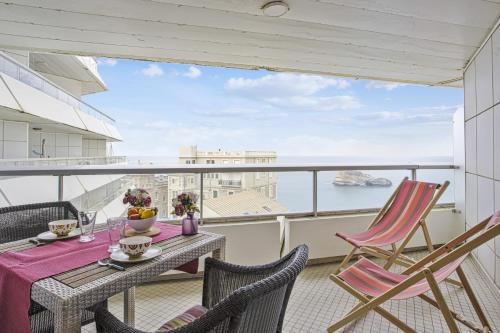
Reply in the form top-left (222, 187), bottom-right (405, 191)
top-left (126, 155), bottom-right (455, 213)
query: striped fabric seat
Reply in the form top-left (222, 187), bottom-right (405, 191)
top-left (338, 256), bottom-right (466, 300)
top-left (157, 305), bottom-right (207, 332)
top-left (336, 180), bottom-right (438, 247)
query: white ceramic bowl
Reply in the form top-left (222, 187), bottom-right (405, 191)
top-left (48, 219), bottom-right (78, 237)
top-left (127, 215), bottom-right (156, 233)
top-left (119, 236), bottom-right (152, 257)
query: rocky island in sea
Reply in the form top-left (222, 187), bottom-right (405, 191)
top-left (333, 170), bottom-right (392, 187)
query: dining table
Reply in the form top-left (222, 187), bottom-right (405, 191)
top-left (0, 222), bottom-right (226, 333)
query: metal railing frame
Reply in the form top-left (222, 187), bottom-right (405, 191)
top-left (0, 163), bottom-right (457, 222)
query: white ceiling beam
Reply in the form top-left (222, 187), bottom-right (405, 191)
top-left (0, 20), bottom-right (465, 74)
top-left (0, 3), bottom-right (475, 61)
top-left (4, 0), bottom-right (488, 45)
top-left (0, 33), bottom-right (461, 86)
top-left (157, 0), bottom-right (500, 29)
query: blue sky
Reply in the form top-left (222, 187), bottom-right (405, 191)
top-left (85, 59), bottom-right (463, 160)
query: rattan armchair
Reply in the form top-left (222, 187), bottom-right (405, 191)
top-left (0, 201), bottom-right (102, 333)
top-left (95, 245), bottom-right (309, 333)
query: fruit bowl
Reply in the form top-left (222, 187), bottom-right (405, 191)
top-left (127, 207), bottom-right (158, 233)
top-left (127, 215), bottom-right (156, 233)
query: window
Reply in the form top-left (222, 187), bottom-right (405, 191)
top-left (185, 160), bottom-right (190, 164)
top-left (223, 160), bottom-right (229, 164)
top-left (233, 159), bottom-right (240, 164)
top-left (229, 191), bottom-right (234, 195)
top-left (213, 190), bottom-right (218, 198)
top-left (192, 159), bottom-right (196, 164)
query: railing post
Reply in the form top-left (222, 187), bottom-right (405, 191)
top-left (199, 173), bottom-right (204, 224)
top-left (57, 175), bottom-right (64, 201)
top-left (411, 168), bottom-right (417, 181)
top-left (313, 170), bottom-right (318, 217)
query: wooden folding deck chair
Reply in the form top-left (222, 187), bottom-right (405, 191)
top-left (328, 212), bottom-right (500, 333)
top-left (335, 177), bottom-right (450, 276)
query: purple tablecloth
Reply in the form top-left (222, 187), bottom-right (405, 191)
top-left (0, 223), bottom-right (198, 333)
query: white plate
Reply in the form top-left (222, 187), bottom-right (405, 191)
top-left (37, 229), bottom-right (81, 241)
top-left (110, 246), bottom-right (162, 263)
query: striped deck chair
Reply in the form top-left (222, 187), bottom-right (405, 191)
top-left (335, 177), bottom-right (450, 276)
top-left (328, 212), bottom-right (500, 333)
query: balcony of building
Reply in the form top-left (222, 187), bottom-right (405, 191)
top-left (0, 1), bottom-right (500, 333)
top-left (0, 51), bottom-right (121, 141)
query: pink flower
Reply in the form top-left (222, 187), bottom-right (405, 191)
top-left (175, 205), bottom-right (185, 216)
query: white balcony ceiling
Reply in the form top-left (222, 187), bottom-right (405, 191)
top-left (1, 0), bottom-right (500, 87)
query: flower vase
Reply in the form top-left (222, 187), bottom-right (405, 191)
top-left (181, 213), bottom-right (198, 235)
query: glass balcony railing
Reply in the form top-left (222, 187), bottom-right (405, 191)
top-left (0, 163), bottom-right (457, 223)
top-left (0, 52), bottom-right (115, 123)
top-left (0, 156), bottom-right (126, 167)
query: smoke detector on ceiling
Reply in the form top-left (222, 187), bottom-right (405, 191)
top-left (262, 1), bottom-right (289, 17)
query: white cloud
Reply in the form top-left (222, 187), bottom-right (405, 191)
top-left (366, 81), bottom-right (408, 91)
top-left (275, 133), bottom-right (452, 158)
top-left (195, 107), bottom-right (288, 119)
top-left (225, 73), bottom-right (358, 112)
top-left (140, 64), bottom-right (164, 77)
top-left (226, 73), bottom-right (350, 97)
top-left (97, 58), bottom-right (117, 67)
top-left (341, 105), bottom-right (461, 126)
top-left (112, 116), bottom-right (255, 156)
top-left (267, 95), bottom-right (361, 111)
top-left (183, 66), bottom-right (202, 78)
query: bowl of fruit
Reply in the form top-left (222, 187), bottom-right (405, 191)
top-left (127, 207), bottom-right (158, 233)
top-left (123, 188), bottom-right (158, 233)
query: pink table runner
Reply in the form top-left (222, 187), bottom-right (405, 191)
top-left (0, 223), bottom-right (198, 333)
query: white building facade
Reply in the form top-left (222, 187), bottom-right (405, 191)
top-left (0, 50), bottom-right (127, 222)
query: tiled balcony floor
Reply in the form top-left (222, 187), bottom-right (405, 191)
top-left (83, 253), bottom-right (500, 332)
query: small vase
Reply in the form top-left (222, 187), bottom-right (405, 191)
top-left (181, 213), bottom-right (198, 235)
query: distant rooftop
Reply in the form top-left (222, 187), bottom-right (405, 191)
top-left (203, 190), bottom-right (287, 218)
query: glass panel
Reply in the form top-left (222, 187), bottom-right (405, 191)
top-left (124, 174), bottom-right (200, 220)
top-left (2, 58), bottom-right (19, 79)
top-left (19, 67), bottom-right (42, 89)
top-left (415, 169), bottom-right (455, 204)
top-left (277, 171), bottom-right (312, 213)
top-left (317, 170), bottom-right (411, 211)
top-left (202, 171), bottom-right (311, 217)
top-left (42, 81), bottom-right (60, 99)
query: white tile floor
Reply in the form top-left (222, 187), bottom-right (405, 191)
top-left (83, 254), bottom-right (500, 333)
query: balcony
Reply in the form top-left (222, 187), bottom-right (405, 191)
top-left (85, 249), bottom-right (500, 333)
top-left (0, 162), bottom-right (496, 333)
top-left (1, 1), bottom-right (500, 332)
top-left (0, 52), bottom-right (114, 124)
top-left (0, 156), bottom-right (127, 167)
top-left (217, 179), bottom-right (242, 187)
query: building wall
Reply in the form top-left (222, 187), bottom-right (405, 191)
top-left (82, 138), bottom-right (107, 157)
top-left (30, 130), bottom-right (83, 158)
top-left (0, 120), bottom-right (28, 159)
top-left (463, 25), bottom-right (500, 288)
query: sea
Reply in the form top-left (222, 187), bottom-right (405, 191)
top-left (127, 155), bottom-right (455, 213)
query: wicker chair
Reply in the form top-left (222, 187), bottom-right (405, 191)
top-left (0, 201), bottom-right (102, 333)
top-left (95, 245), bottom-right (309, 333)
